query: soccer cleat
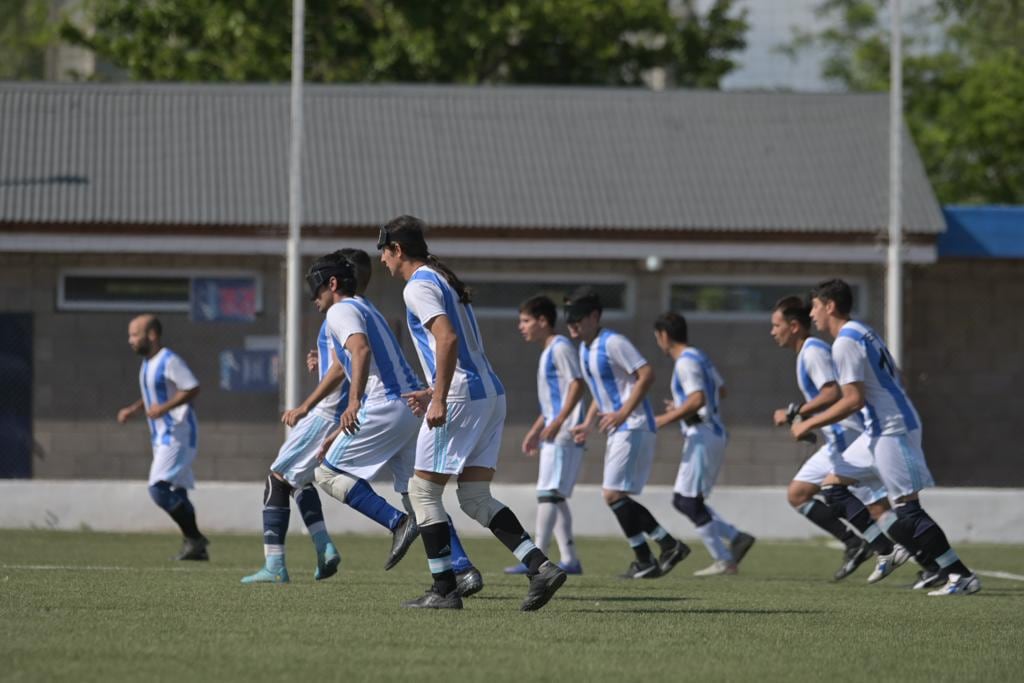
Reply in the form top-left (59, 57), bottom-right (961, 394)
top-left (241, 565), bottom-right (290, 584)
top-left (867, 544), bottom-right (912, 584)
top-left (912, 569), bottom-right (945, 590)
top-left (314, 542), bottom-right (341, 581)
top-left (557, 560), bottom-right (583, 575)
top-left (619, 558), bottom-right (662, 579)
top-left (834, 541), bottom-right (873, 581)
top-left (657, 540), bottom-right (691, 576)
top-left (173, 535), bottom-right (209, 561)
top-left (693, 560), bottom-right (738, 576)
top-left (401, 588), bottom-right (464, 609)
top-left (730, 532), bottom-right (756, 565)
top-left (384, 514), bottom-right (420, 571)
top-left (504, 563), bottom-right (529, 575)
top-left (454, 567), bottom-right (484, 598)
top-left (927, 573), bottom-right (981, 596)
top-left (521, 561), bottom-right (567, 612)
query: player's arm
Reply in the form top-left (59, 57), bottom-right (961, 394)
top-left (539, 378), bottom-right (585, 443)
top-left (599, 364), bottom-right (654, 433)
top-left (792, 382), bottom-right (864, 439)
top-left (571, 402), bottom-right (600, 444)
top-left (117, 398), bottom-right (145, 424)
top-left (147, 387), bottom-right (199, 419)
top-left (655, 390), bottom-right (704, 430)
top-left (282, 349), bottom-right (346, 426)
top-left (773, 382), bottom-right (840, 427)
top-left (338, 333), bottom-right (370, 434)
top-left (423, 314), bottom-right (457, 429)
top-left (522, 415), bottom-right (546, 456)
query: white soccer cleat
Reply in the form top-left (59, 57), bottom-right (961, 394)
top-left (866, 544), bottom-right (912, 584)
top-left (927, 573), bottom-right (981, 596)
top-left (693, 560), bottom-right (738, 577)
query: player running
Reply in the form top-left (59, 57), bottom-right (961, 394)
top-left (652, 312), bottom-right (755, 576)
top-left (379, 215), bottom-right (567, 611)
top-left (566, 289), bottom-right (689, 580)
top-left (793, 279), bottom-right (979, 596)
top-left (506, 295), bottom-right (585, 576)
top-left (117, 315), bottom-right (208, 561)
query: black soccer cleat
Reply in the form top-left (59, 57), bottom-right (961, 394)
top-left (833, 540), bottom-right (872, 581)
top-left (657, 539), bottom-right (691, 576)
top-left (619, 558), bottom-right (662, 579)
top-left (401, 588), bottom-right (464, 610)
top-left (384, 513), bottom-right (420, 571)
top-left (173, 535), bottom-right (210, 561)
top-left (913, 569), bottom-right (945, 590)
top-left (730, 532), bottom-right (756, 565)
top-left (521, 561), bottom-right (567, 612)
top-left (454, 567), bottom-right (484, 598)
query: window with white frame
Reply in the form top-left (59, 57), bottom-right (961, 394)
top-left (463, 274), bottom-right (633, 319)
top-left (664, 277), bottom-right (866, 320)
top-left (58, 269), bottom-right (264, 314)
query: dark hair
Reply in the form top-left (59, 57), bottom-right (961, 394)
top-left (144, 316), bottom-right (162, 337)
top-left (520, 295), bottom-right (557, 327)
top-left (773, 295), bottom-right (811, 328)
top-left (380, 215), bottom-right (471, 304)
top-left (653, 312), bottom-right (688, 344)
top-left (810, 279), bottom-right (853, 316)
top-left (563, 286), bottom-right (603, 323)
top-left (338, 248), bottom-right (372, 295)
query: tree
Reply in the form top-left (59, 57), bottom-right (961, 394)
top-left (0, 0), bottom-right (56, 79)
top-left (784, 0), bottom-right (1024, 204)
top-left (60, 0), bottom-right (748, 88)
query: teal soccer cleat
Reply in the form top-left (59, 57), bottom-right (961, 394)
top-left (315, 543), bottom-right (341, 581)
top-left (241, 565), bottom-right (290, 584)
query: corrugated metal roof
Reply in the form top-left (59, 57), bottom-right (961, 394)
top-left (0, 82), bottom-right (945, 233)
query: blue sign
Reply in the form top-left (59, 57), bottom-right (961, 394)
top-left (219, 350), bottom-right (279, 392)
top-left (192, 278), bottom-right (258, 322)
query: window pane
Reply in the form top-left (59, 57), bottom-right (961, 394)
top-left (669, 283), bottom-right (861, 315)
top-left (63, 275), bottom-right (190, 305)
top-left (467, 280), bottom-right (627, 311)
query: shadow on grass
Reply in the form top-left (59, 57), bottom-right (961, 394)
top-left (569, 607), bottom-right (826, 615)
top-left (557, 595), bottom-right (696, 603)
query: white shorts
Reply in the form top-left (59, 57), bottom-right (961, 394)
top-left (836, 429), bottom-right (934, 500)
top-left (602, 429), bottom-right (655, 495)
top-left (536, 441), bottom-right (584, 498)
top-left (415, 395), bottom-right (506, 475)
top-left (322, 398), bottom-right (418, 484)
top-left (149, 438), bottom-right (196, 489)
top-left (673, 424), bottom-right (727, 498)
top-left (270, 413), bottom-right (337, 488)
top-left (793, 434), bottom-right (888, 505)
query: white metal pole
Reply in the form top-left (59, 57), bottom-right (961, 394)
top-left (284, 0), bottom-right (305, 413)
top-left (886, 0), bottom-right (903, 364)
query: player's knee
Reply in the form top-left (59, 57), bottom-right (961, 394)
top-left (537, 490), bottom-right (564, 505)
top-left (820, 484), bottom-right (852, 518)
top-left (264, 472), bottom-right (293, 508)
top-left (891, 499), bottom-right (934, 540)
top-left (456, 480), bottom-right (506, 527)
top-left (408, 476), bottom-right (447, 527)
top-left (672, 493), bottom-right (712, 526)
top-left (293, 484), bottom-right (322, 511)
top-left (148, 481), bottom-right (177, 512)
top-left (603, 489), bottom-right (626, 506)
top-left (787, 482), bottom-right (816, 508)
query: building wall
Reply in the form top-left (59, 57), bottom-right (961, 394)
top-left (2, 249), bottom-right (897, 487)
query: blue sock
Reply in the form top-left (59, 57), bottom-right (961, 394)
top-left (263, 506), bottom-right (289, 570)
top-left (345, 479), bottom-right (404, 530)
top-left (448, 516), bottom-right (472, 573)
top-left (295, 485), bottom-right (331, 553)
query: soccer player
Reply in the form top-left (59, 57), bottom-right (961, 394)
top-left (793, 279), bottom-right (980, 596)
top-left (506, 295), bottom-right (585, 575)
top-left (379, 215), bottom-right (567, 611)
top-left (566, 289), bottom-right (689, 580)
top-left (770, 296), bottom-right (901, 582)
top-left (652, 312), bottom-right (755, 576)
top-left (117, 315), bottom-right (208, 560)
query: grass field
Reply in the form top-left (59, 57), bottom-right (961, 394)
top-left (3, 530), bottom-right (1023, 682)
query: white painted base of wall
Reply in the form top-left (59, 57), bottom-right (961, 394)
top-left (2, 481), bottom-right (1022, 543)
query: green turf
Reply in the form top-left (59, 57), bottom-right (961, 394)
top-left (2, 530), bottom-right (1023, 682)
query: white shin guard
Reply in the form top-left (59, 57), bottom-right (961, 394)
top-left (407, 476), bottom-right (448, 527)
top-left (314, 467), bottom-right (359, 504)
top-left (456, 480), bottom-right (506, 527)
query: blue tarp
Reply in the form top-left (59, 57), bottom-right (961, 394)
top-left (940, 206), bottom-right (1024, 258)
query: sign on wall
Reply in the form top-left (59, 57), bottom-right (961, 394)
top-left (191, 278), bottom-right (258, 322)
top-left (219, 349), bottom-right (278, 392)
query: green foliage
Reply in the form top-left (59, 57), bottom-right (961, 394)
top-left (0, 0), bottom-right (56, 79)
top-left (60, 0), bottom-right (748, 88)
top-left (784, 0), bottom-right (1024, 204)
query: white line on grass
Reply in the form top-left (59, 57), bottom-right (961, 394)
top-left (0, 564), bottom-right (246, 573)
top-left (975, 570), bottom-right (1024, 582)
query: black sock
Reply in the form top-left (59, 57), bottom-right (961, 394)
top-left (610, 498), bottom-right (654, 562)
top-left (889, 502), bottom-right (970, 577)
top-left (168, 490), bottom-right (201, 539)
top-left (633, 500), bottom-right (676, 551)
top-left (419, 521), bottom-right (457, 594)
top-left (488, 507), bottom-right (546, 574)
top-left (798, 498), bottom-right (860, 549)
top-left (823, 486), bottom-right (893, 554)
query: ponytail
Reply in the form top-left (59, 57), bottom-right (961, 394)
top-left (426, 255), bottom-right (472, 305)
top-left (380, 215), bottom-right (472, 304)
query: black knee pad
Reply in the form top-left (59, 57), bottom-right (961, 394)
top-left (891, 500), bottom-right (935, 540)
top-left (672, 493), bottom-right (712, 526)
top-left (821, 485), bottom-right (857, 520)
top-left (263, 473), bottom-right (293, 508)
top-left (537, 493), bottom-right (565, 504)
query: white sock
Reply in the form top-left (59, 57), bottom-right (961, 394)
top-left (553, 501), bottom-right (578, 565)
top-left (696, 522), bottom-right (733, 562)
top-left (535, 501), bottom-right (558, 556)
top-left (709, 506), bottom-right (739, 542)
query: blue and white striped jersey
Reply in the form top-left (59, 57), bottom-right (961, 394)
top-left (796, 337), bottom-right (864, 450)
top-left (537, 334), bottom-right (584, 443)
top-left (579, 328), bottom-right (656, 433)
top-left (833, 320), bottom-right (921, 436)
top-left (138, 347), bottom-right (198, 447)
top-left (312, 319), bottom-right (345, 422)
top-left (403, 266), bottom-right (504, 402)
top-left (670, 346), bottom-right (726, 437)
top-left (326, 296), bottom-right (423, 404)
